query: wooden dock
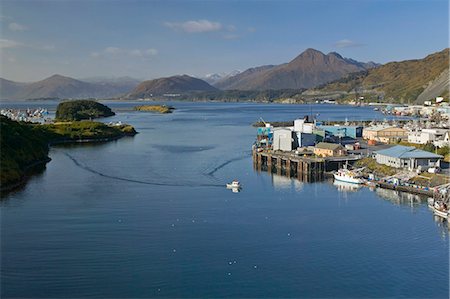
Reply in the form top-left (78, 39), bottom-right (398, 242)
top-left (252, 149), bottom-right (361, 180)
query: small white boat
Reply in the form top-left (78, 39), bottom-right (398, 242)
top-left (226, 180), bottom-right (241, 189)
top-left (333, 168), bottom-right (364, 184)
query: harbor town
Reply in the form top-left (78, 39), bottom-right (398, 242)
top-left (253, 97), bottom-right (450, 220)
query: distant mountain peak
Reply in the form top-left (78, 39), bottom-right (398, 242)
top-left (215, 48), bottom-right (375, 90)
top-left (127, 74), bottom-right (217, 98)
top-left (328, 52), bottom-right (344, 59)
top-left (303, 48), bottom-right (324, 55)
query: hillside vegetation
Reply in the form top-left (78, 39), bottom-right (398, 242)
top-left (313, 49), bottom-right (449, 103)
top-left (0, 116), bottom-right (52, 188)
top-left (134, 105), bottom-right (174, 113)
top-left (0, 117), bottom-right (136, 191)
top-left (55, 100), bottom-right (115, 121)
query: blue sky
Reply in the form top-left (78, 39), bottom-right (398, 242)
top-left (1, 0), bottom-right (448, 82)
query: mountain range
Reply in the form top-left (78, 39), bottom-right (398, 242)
top-left (310, 48), bottom-right (449, 103)
top-left (201, 70), bottom-right (241, 85)
top-left (0, 75), bottom-right (141, 100)
top-left (213, 48), bottom-right (379, 90)
top-left (1, 48), bottom-right (447, 103)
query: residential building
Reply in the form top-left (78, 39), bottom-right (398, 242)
top-left (374, 145), bottom-right (442, 171)
top-left (314, 142), bottom-right (347, 157)
top-left (408, 131), bottom-right (436, 144)
top-left (434, 130), bottom-right (450, 148)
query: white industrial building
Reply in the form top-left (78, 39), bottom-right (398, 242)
top-left (374, 145), bottom-right (442, 171)
top-left (273, 128), bottom-right (294, 151)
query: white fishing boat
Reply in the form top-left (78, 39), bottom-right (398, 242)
top-left (428, 198), bottom-right (449, 219)
top-left (434, 208), bottom-right (449, 219)
top-left (333, 168), bottom-right (364, 184)
top-left (333, 179), bottom-right (362, 191)
top-left (226, 180), bottom-right (241, 189)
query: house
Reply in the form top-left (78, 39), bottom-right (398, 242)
top-left (434, 130), bottom-right (450, 148)
top-left (374, 145), bottom-right (442, 171)
top-left (314, 142), bottom-right (347, 157)
top-left (363, 125), bottom-right (408, 143)
top-left (408, 131), bottom-right (436, 144)
top-left (273, 128), bottom-right (294, 151)
top-left (318, 125), bottom-right (363, 138)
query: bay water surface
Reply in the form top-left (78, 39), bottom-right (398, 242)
top-left (1, 102), bottom-right (448, 298)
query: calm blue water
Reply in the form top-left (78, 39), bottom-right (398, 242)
top-left (1, 102), bottom-right (448, 298)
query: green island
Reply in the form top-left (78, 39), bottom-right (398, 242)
top-left (56, 100), bottom-right (115, 121)
top-left (134, 105), bottom-right (175, 114)
top-left (0, 116), bottom-right (137, 192)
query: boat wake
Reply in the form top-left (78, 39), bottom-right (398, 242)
top-left (63, 152), bottom-right (223, 188)
top-left (205, 152), bottom-right (250, 176)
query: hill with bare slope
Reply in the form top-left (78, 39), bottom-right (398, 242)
top-left (311, 49), bottom-right (449, 103)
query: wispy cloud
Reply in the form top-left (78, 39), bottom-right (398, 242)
top-left (222, 34), bottom-right (240, 40)
top-left (91, 47), bottom-right (158, 58)
top-left (333, 39), bottom-right (365, 48)
top-left (0, 39), bottom-right (56, 52)
top-left (0, 39), bottom-right (21, 49)
top-left (8, 22), bottom-right (28, 32)
top-left (164, 19), bottom-right (222, 33)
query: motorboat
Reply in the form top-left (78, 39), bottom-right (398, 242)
top-left (333, 168), bottom-right (364, 184)
top-left (226, 180), bottom-right (241, 189)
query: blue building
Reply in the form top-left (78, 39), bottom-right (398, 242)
top-left (317, 125), bottom-right (363, 139)
top-left (294, 132), bottom-right (316, 148)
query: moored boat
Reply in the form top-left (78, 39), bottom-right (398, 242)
top-left (428, 198), bottom-right (449, 219)
top-left (333, 168), bottom-right (364, 184)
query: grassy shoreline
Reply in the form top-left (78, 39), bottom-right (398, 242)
top-left (0, 117), bottom-right (137, 193)
top-left (134, 105), bottom-right (174, 113)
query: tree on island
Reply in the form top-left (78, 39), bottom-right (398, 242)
top-left (55, 100), bottom-right (115, 121)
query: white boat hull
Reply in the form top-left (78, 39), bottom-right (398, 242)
top-left (226, 184), bottom-right (241, 189)
top-left (333, 173), bottom-right (364, 184)
top-left (433, 209), bottom-right (449, 219)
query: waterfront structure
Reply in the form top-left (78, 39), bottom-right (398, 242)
top-left (374, 145), bottom-right (442, 171)
top-left (318, 125), bottom-right (363, 138)
top-left (273, 128), bottom-right (294, 151)
top-left (295, 132), bottom-right (316, 148)
top-left (256, 125), bottom-right (273, 148)
top-left (314, 142), bottom-right (347, 157)
top-left (363, 125), bottom-right (408, 143)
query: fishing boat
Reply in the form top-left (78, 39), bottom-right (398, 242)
top-left (226, 180), bottom-right (241, 189)
top-left (333, 179), bottom-right (362, 191)
top-left (333, 168), bottom-right (364, 184)
top-left (428, 198), bottom-right (449, 219)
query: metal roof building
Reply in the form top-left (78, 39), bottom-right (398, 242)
top-left (374, 145), bottom-right (443, 170)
